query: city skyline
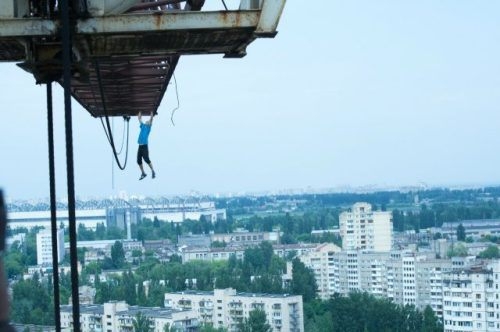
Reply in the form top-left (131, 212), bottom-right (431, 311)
top-left (1, 1), bottom-right (500, 200)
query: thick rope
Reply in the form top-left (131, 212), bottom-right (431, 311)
top-left (94, 60), bottom-right (130, 170)
top-left (60, 0), bottom-right (81, 330)
top-left (46, 83), bottom-right (61, 331)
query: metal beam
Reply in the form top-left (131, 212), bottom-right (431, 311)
top-left (0, 19), bottom-right (57, 37)
top-left (255, 0), bottom-right (287, 37)
top-left (77, 10), bottom-right (260, 34)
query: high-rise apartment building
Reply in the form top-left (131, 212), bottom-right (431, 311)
top-left (358, 251), bottom-right (391, 297)
top-left (332, 250), bottom-right (360, 295)
top-left (297, 243), bottom-right (340, 299)
top-left (387, 251), bottom-right (452, 317)
top-left (416, 258), bottom-right (452, 318)
top-left (442, 260), bottom-right (500, 332)
top-left (330, 250), bottom-right (390, 296)
top-left (299, 248), bottom-right (451, 318)
top-left (164, 288), bottom-right (304, 332)
top-left (339, 202), bottom-right (392, 251)
top-left (36, 228), bottom-right (65, 265)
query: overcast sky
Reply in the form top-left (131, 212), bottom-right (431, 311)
top-left (1, 0), bottom-right (500, 200)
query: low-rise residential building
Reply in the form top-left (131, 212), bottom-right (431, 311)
top-left (65, 286), bottom-right (98, 306)
top-left (164, 288), bottom-right (304, 332)
top-left (180, 246), bottom-right (245, 263)
top-left (65, 239), bottom-right (143, 265)
top-left (178, 234), bottom-right (211, 248)
top-left (181, 243), bottom-right (319, 264)
top-left (211, 231), bottom-right (281, 246)
top-left (60, 301), bottom-right (198, 332)
top-left (440, 219), bottom-right (500, 238)
top-left (272, 243), bottom-right (318, 260)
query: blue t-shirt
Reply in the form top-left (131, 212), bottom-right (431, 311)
top-left (138, 123), bottom-right (152, 145)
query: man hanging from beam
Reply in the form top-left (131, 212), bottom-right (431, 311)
top-left (137, 111), bottom-right (156, 180)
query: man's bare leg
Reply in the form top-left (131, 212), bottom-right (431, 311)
top-left (148, 163), bottom-right (156, 179)
top-left (139, 164), bottom-right (147, 180)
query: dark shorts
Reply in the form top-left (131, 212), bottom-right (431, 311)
top-left (137, 144), bottom-right (151, 165)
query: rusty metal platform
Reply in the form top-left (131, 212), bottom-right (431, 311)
top-left (0, 0), bottom-right (286, 117)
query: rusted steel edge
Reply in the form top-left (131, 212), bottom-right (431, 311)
top-left (0, 10), bottom-right (263, 38)
top-left (77, 10), bottom-right (260, 34)
top-left (0, 19), bottom-right (57, 37)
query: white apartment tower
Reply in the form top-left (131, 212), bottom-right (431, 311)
top-left (164, 288), bottom-right (304, 332)
top-left (358, 251), bottom-right (391, 297)
top-left (36, 228), bottom-right (65, 265)
top-left (442, 260), bottom-right (500, 332)
top-left (297, 243), bottom-right (341, 299)
top-left (387, 252), bottom-right (418, 306)
top-left (327, 249), bottom-right (450, 318)
top-left (331, 250), bottom-right (390, 297)
top-left (332, 250), bottom-right (360, 295)
top-left (339, 202), bottom-right (392, 251)
top-left (387, 251), bottom-right (453, 318)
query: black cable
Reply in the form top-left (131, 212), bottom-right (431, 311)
top-left (94, 60), bottom-right (130, 170)
top-left (46, 83), bottom-right (61, 332)
top-left (221, 0), bottom-right (228, 10)
top-left (170, 74), bottom-right (180, 126)
top-left (99, 116), bottom-right (128, 156)
top-left (116, 117), bottom-right (128, 155)
top-left (60, 0), bottom-right (81, 330)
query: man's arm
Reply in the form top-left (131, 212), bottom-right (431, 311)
top-left (150, 111), bottom-right (155, 124)
top-left (138, 111), bottom-right (142, 123)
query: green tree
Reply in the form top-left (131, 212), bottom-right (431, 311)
top-left (133, 312), bottom-right (154, 332)
top-left (95, 222), bottom-right (106, 239)
top-left (290, 258), bottom-right (316, 302)
top-left (111, 240), bottom-right (125, 268)
top-left (478, 245), bottom-right (500, 259)
top-left (199, 323), bottom-right (228, 332)
top-left (77, 224), bottom-right (95, 241)
top-left (456, 223), bottom-right (466, 241)
top-left (422, 305), bottom-right (443, 332)
top-left (325, 292), bottom-right (433, 332)
top-left (163, 322), bottom-right (178, 332)
top-left (10, 276), bottom-right (55, 325)
top-left (3, 248), bottom-right (24, 278)
top-left (237, 309), bottom-right (271, 332)
top-left (447, 242), bottom-right (468, 258)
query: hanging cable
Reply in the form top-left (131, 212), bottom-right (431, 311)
top-left (60, 0), bottom-right (81, 329)
top-left (221, 0), bottom-right (228, 10)
top-left (94, 60), bottom-right (130, 170)
top-left (116, 117), bottom-right (128, 155)
top-left (99, 116), bottom-right (129, 156)
top-left (46, 83), bottom-right (61, 332)
top-left (170, 73), bottom-right (180, 126)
